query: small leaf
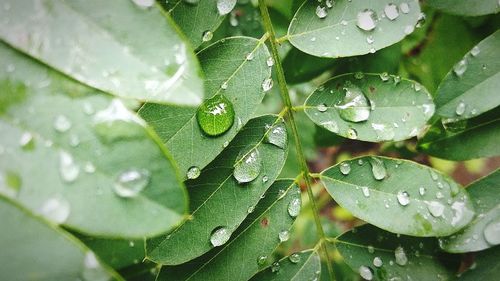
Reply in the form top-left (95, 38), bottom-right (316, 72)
top-left (320, 156), bottom-right (475, 236)
top-left (250, 250), bottom-right (321, 281)
top-left (439, 169), bottom-right (500, 253)
top-left (288, 0), bottom-right (421, 57)
top-left (427, 0), bottom-right (500, 16)
top-left (146, 115), bottom-right (288, 265)
top-left (304, 73), bottom-right (434, 142)
top-left (139, 36), bottom-right (272, 177)
top-left (435, 30), bottom-right (500, 121)
top-left (0, 43), bottom-right (187, 238)
top-left (458, 246), bottom-right (500, 280)
top-left (0, 0), bottom-right (203, 105)
top-left (0, 196), bottom-right (122, 280)
top-left (334, 224), bottom-right (460, 281)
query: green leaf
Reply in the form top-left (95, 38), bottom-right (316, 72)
top-left (334, 224), bottom-right (461, 281)
top-left (320, 156), bottom-right (475, 237)
top-left (0, 0), bottom-right (203, 105)
top-left (157, 179), bottom-right (300, 280)
top-left (162, 0), bottom-right (228, 48)
top-left (146, 115), bottom-right (288, 265)
top-left (439, 169), bottom-right (500, 253)
top-left (304, 73), bottom-right (434, 143)
top-left (250, 250), bottom-right (321, 281)
top-left (0, 196), bottom-right (122, 281)
top-left (139, 36), bottom-right (272, 177)
top-left (288, 0), bottom-right (421, 58)
top-left (282, 47), bottom-right (337, 84)
top-left (435, 30), bottom-right (500, 121)
top-left (0, 43), bottom-right (187, 238)
top-left (427, 0), bottom-right (500, 16)
top-left (458, 246), bottom-right (500, 280)
top-left (418, 108), bottom-right (500, 161)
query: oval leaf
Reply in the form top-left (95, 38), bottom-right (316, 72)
top-left (320, 156), bottom-right (475, 236)
top-left (139, 36), bottom-right (272, 176)
top-left (435, 30), bottom-right (500, 121)
top-left (288, 0), bottom-right (421, 57)
top-left (157, 180), bottom-right (300, 280)
top-left (439, 169), bottom-right (500, 253)
top-left (304, 73), bottom-right (434, 142)
top-left (146, 115), bottom-right (288, 265)
top-left (427, 0), bottom-right (500, 16)
top-left (0, 0), bottom-right (203, 105)
top-left (250, 250), bottom-right (321, 281)
top-left (458, 246), bottom-right (500, 281)
top-left (0, 196), bottom-right (122, 280)
top-left (335, 224), bottom-right (460, 281)
top-left (0, 43), bottom-right (187, 238)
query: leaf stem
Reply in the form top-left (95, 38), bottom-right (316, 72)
top-left (258, 2), bottom-right (335, 280)
top-left (291, 105), bottom-right (307, 112)
top-left (276, 35), bottom-right (290, 44)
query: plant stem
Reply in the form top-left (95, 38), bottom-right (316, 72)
top-left (258, 2), bottom-right (335, 280)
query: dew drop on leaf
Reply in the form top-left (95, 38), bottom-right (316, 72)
top-left (369, 157), bottom-right (386, 180)
top-left (404, 25), bottom-right (415, 35)
top-left (53, 115), bottom-right (72, 133)
top-left (289, 253), bottom-right (301, 263)
top-left (266, 57), bottom-right (274, 67)
top-left (247, 205), bottom-right (255, 214)
top-left (419, 187), bottom-right (426, 196)
top-left (113, 168), bottom-right (150, 198)
top-left (400, 2), bottom-right (410, 14)
top-left (470, 46), bottom-right (480, 57)
top-left (19, 132), bottom-right (35, 150)
top-left (394, 246), bottom-right (408, 266)
top-left (316, 6), bottom-right (328, 19)
top-left (427, 201), bottom-right (445, 217)
top-left (82, 251), bottom-right (108, 281)
top-left (257, 255), bottom-right (268, 266)
top-left (183, 0), bottom-right (199, 4)
top-left (317, 103), bottom-right (328, 112)
top-left (379, 72), bottom-right (390, 82)
top-left (262, 78), bottom-right (273, 92)
top-left (271, 262), bottom-right (280, 273)
top-left (288, 197), bottom-right (301, 217)
top-left (59, 150), bottom-right (79, 183)
top-left (453, 59), bottom-right (468, 77)
top-left (321, 121), bottom-right (339, 133)
top-left (186, 166), bottom-right (201, 180)
top-left (362, 186), bottom-right (370, 197)
top-left (233, 147), bottom-right (262, 184)
top-left (336, 85), bottom-right (370, 122)
top-left (339, 162), bottom-right (351, 175)
top-left (264, 122), bottom-right (287, 149)
top-left (384, 3), bottom-right (399, 20)
top-left (39, 196), bottom-right (70, 224)
top-left (202, 30), bottom-right (213, 42)
top-left (455, 101), bottom-right (466, 116)
top-left (346, 127), bottom-right (358, 139)
top-left (278, 230), bottom-right (290, 242)
top-left (131, 0), bottom-right (154, 9)
top-left (483, 219), bottom-right (500, 245)
top-left (373, 257), bottom-right (383, 267)
top-left (397, 191), bottom-right (410, 206)
top-left (216, 0), bottom-right (236, 16)
top-left (358, 265), bottom-right (373, 280)
top-left (371, 123), bottom-right (395, 141)
top-left (356, 9), bottom-right (377, 31)
top-left (210, 226), bottom-right (231, 247)
top-left (196, 94), bottom-right (235, 137)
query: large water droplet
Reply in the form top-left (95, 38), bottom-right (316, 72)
top-left (210, 226), bottom-right (231, 247)
top-left (336, 85), bottom-right (370, 122)
top-left (278, 230), bottom-right (290, 242)
top-left (187, 166), bottom-right (201, 180)
top-left (339, 162), bottom-right (351, 175)
top-left (483, 219), bottom-right (500, 245)
top-left (394, 246), bottom-right (408, 265)
top-left (59, 151), bottom-right (79, 183)
top-left (369, 157), bottom-right (386, 180)
top-left (233, 147), bottom-right (262, 183)
top-left (288, 197), bottom-right (301, 217)
top-left (202, 30), bottom-right (213, 42)
top-left (373, 257), bottom-right (383, 267)
top-left (397, 191), bottom-right (410, 206)
top-left (39, 196), bottom-right (70, 224)
top-left (427, 201), bottom-right (445, 217)
top-left (359, 265), bottom-right (373, 280)
top-left (453, 59), bottom-right (468, 77)
top-left (113, 169), bottom-right (150, 198)
top-left (384, 3), bottom-right (399, 20)
top-left (197, 95), bottom-right (235, 137)
top-left (54, 115), bottom-right (72, 133)
top-left (357, 9), bottom-right (377, 31)
top-left (265, 122), bottom-right (287, 149)
top-left (316, 6), bottom-right (328, 19)
top-left (217, 0), bottom-right (237, 16)
top-left (289, 253), bottom-right (301, 263)
top-left (455, 101), bottom-right (466, 116)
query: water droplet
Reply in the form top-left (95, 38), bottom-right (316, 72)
top-left (317, 103), bottom-right (328, 112)
top-left (436, 191), bottom-right (444, 199)
top-left (132, 0), bottom-right (154, 9)
top-left (202, 30), bottom-right (213, 42)
top-left (289, 253), bottom-right (301, 263)
top-left (82, 251), bottom-right (108, 281)
top-left (336, 85), bottom-right (370, 122)
top-left (129, 241), bottom-right (135, 247)
top-left (187, 166), bottom-right (201, 180)
top-left (288, 197), bottom-right (301, 217)
top-left (384, 3), bottom-right (399, 20)
top-left (210, 226), bottom-right (231, 247)
top-left (359, 265), bottom-right (373, 280)
top-left (262, 175), bottom-right (269, 183)
top-left (326, 0), bottom-right (334, 8)
top-left (39, 196), bottom-right (70, 224)
top-left (278, 230), bottom-right (290, 242)
top-left (455, 101), bottom-right (466, 116)
top-left (400, 3), bottom-right (410, 14)
top-left (369, 157), bottom-right (386, 180)
top-left (316, 6), bottom-right (328, 19)
top-left (397, 191), bottom-right (410, 206)
top-left (394, 246), bottom-right (408, 265)
top-left (19, 132), bottom-right (35, 150)
top-left (347, 128), bottom-right (358, 139)
top-left (93, 99), bottom-right (146, 142)
top-left (262, 78), bottom-right (273, 92)
top-left (427, 201), bottom-right (445, 217)
top-left (340, 162), bottom-right (351, 175)
top-left (416, 12), bottom-right (426, 28)
top-left (404, 25), bottom-right (414, 35)
top-left (197, 95), bottom-right (235, 137)
top-left (59, 151), bottom-right (79, 183)
top-left (453, 59), bottom-right (468, 77)
top-left (366, 36), bottom-right (374, 44)
top-left (0, 171), bottom-right (21, 198)
top-left (113, 169), bottom-right (150, 198)
top-left (257, 255), bottom-right (267, 265)
top-left (266, 57), bottom-right (275, 67)
top-left (233, 147), bottom-right (262, 183)
top-left (247, 205), bottom-right (255, 213)
top-left (357, 9), bottom-right (377, 31)
top-left (84, 162), bottom-right (96, 174)
top-left (371, 123), bottom-right (395, 141)
top-left (246, 52), bottom-right (254, 61)
top-left (216, 0), bottom-right (236, 16)
top-left (54, 115), bottom-right (72, 133)
top-left (419, 187), bottom-right (426, 196)
top-left (355, 72), bottom-right (365, 79)
top-left (271, 262), bottom-right (280, 273)
top-left (373, 257), bottom-right (383, 267)
top-left (362, 186), bottom-right (370, 197)
top-left (470, 46), bottom-right (480, 57)
top-left (483, 219), bottom-right (500, 245)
